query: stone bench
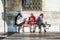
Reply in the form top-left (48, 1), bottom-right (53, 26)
top-left (22, 23), bottom-right (51, 32)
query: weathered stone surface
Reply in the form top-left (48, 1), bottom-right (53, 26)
top-left (5, 0), bottom-right (20, 11)
top-left (1, 33), bottom-right (60, 40)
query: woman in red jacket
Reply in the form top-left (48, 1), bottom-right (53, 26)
top-left (29, 13), bottom-right (36, 33)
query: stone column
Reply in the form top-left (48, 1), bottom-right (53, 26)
top-left (2, 0), bottom-right (21, 32)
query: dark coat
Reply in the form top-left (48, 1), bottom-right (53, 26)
top-left (36, 16), bottom-right (42, 24)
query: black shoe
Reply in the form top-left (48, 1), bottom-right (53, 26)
top-left (33, 30), bottom-right (35, 33)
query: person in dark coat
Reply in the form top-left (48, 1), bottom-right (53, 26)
top-left (36, 13), bottom-right (46, 33)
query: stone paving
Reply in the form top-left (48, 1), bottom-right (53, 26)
top-left (0, 32), bottom-right (60, 40)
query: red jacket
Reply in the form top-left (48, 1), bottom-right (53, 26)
top-left (29, 16), bottom-right (35, 24)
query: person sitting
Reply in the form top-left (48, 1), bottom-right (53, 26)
top-left (36, 13), bottom-right (46, 33)
top-left (15, 13), bottom-right (25, 33)
top-left (29, 13), bottom-right (36, 33)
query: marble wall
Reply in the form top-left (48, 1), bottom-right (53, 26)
top-left (0, 0), bottom-right (60, 32)
top-left (21, 11), bottom-right (60, 32)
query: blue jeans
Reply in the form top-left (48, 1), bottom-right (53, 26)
top-left (39, 25), bottom-right (41, 29)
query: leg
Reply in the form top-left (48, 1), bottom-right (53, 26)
top-left (18, 24), bottom-right (22, 33)
top-left (43, 27), bottom-right (46, 32)
top-left (16, 26), bottom-right (19, 32)
top-left (18, 26), bottom-right (21, 33)
top-left (30, 25), bottom-right (32, 32)
top-left (16, 26), bottom-right (21, 33)
top-left (33, 24), bottom-right (36, 33)
top-left (22, 22), bottom-right (25, 32)
top-left (22, 25), bottom-right (24, 32)
top-left (38, 25), bottom-right (41, 33)
top-left (43, 24), bottom-right (46, 32)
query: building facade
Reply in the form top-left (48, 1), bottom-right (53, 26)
top-left (0, 0), bottom-right (60, 32)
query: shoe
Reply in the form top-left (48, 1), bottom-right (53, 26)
top-left (39, 31), bottom-right (41, 33)
top-left (33, 30), bottom-right (35, 33)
